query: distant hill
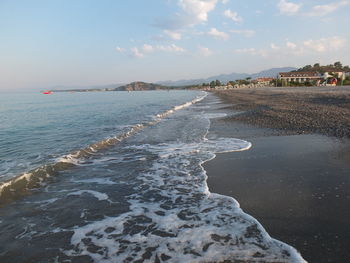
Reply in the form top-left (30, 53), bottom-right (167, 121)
top-left (250, 67), bottom-right (297, 78)
top-left (51, 82), bottom-right (168, 92)
top-left (157, 67), bottom-right (296, 86)
top-left (51, 84), bottom-right (124, 92)
top-left (113, 82), bottom-right (166, 91)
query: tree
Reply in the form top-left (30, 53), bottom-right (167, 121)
top-left (271, 79), bottom-right (282, 87)
top-left (210, 81), bottom-right (216, 89)
top-left (237, 79), bottom-right (250, 85)
top-left (313, 63), bottom-right (320, 68)
top-left (334, 61), bottom-right (342, 68)
top-left (303, 65), bottom-right (312, 71)
top-left (215, 79), bottom-right (221, 86)
top-left (344, 75), bottom-right (350, 85)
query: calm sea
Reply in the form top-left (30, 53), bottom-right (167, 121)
top-left (0, 91), bottom-right (305, 262)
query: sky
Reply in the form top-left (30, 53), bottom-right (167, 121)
top-left (1, 0), bottom-right (350, 90)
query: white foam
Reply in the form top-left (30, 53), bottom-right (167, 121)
top-left (4, 93), bottom-right (305, 262)
top-left (155, 92), bottom-right (207, 120)
top-left (15, 224), bottom-right (38, 240)
top-left (0, 172), bottom-right (33, 196)
top-left (67, 190), bottom-right (109, 201)
top-left (201, 137), bottom-right (252, 153)
top-left (57, 154), bottom-right (80, 165)
top-left (25, 198), bottom-right (59, 208)
top-left (72, 178), bottom-right (116, 185)
top-left (204, 113), bottom-right (228, 119)
top-left (0, 92), bottom-right (206, 203)
top-left (65, 135), bottom-right (305, 262)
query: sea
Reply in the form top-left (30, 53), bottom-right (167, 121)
top-left (0, 90), bottom-right (305, 262)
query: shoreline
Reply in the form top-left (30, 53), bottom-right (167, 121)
top-left (204, 87), bottom-right (350, 263)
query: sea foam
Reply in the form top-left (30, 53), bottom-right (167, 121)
top-left (65, 126), bottom-right (305, 262)
top-left (0, 92), bottom-right (208, 206)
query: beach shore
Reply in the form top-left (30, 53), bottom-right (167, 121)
top-left (215, 86), bottom-right (350, 138)
top-left (205, 87), bottom-right (350, 263)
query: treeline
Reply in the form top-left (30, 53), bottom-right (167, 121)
top-left (294, 61), bottom-right (350, 73)
top-left (200, 77), bottom-right (253, 88)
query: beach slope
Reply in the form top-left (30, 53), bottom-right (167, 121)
top-left (205, 86), bottom-right (350, 263)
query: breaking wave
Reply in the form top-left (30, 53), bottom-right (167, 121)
top-left (63, 127), bottom-right (305, 262)
top-left (0, 93), bottom-right (207, 206)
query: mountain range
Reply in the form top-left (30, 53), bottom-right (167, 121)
top-left (157, 67), bottom-right (296, 86)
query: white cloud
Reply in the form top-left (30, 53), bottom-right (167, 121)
top-left (272, 41), bottom-right (303, 55)
top-left (198, 46), bottom-right (213, 56)
top-left (221, 0), bottom-right (229, 4)
top-left (270, 43), bottom-right (281, 50)
top-left (235, 48), bottom-right (256, 53)
top-left (305, 1), bottom-right (350, 16)
top-left (130, 47), bottom-right (144, 58)
top-left (207, 28), bottom-right (229, 40)
top-left (163, 30), bottom-right (182, 40)
top-left (277, 0), bottom-right (302, 16)
top-left (303, 36), bottom-right (346, 52)
top-left (286, 41), bottom-right (297, 49)
top-left (142, 44), bottom-right (154, 53)
top-left (223, 9), bottom-right (243, 22)
top-left (233, 36), bottom-right (347, 60)
top-left (129, 44), bottom-right (186, 58)
top-left (178, 0), bottom-right (218, 23)
top-left (230, 29), bottom-right (255, 37)
top-left (157, 44), bottom-right (186, 52)
top-left (153, 0), bottom-right (218, 32)
top-left (115, 46), bottom-right (126, 53)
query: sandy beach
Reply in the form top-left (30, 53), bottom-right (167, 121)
top-left (205, 86), bottom-right (350, 263)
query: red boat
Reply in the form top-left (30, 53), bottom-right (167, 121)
top-left (42, 91), bottom-right (53, 94)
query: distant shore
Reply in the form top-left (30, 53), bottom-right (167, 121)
top-left (204, 87), bottom-right (350, 262)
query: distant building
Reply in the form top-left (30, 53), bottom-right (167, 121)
top-left (321, 68), bottom-right (349, 80)
top-left (255, 77), bottom-right (274, 85)
top-left (278, 71), bottom-right (321, 83)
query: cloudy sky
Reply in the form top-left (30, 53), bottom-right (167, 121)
top-left (1, 0), bottom-right (349, 90)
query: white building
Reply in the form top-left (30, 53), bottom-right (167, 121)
top-left (278, 71), bottom-right (321, 83)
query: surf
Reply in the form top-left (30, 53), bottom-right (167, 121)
top-left (0, 92), bottom-right (207, 206)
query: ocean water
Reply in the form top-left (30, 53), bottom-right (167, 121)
top-left (0, 91), bottom-right (305, 262)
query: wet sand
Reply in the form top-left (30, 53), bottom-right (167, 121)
top-left (205, 87), bottom-right (350, 263)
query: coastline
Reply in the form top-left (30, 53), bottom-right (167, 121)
top-left (204, 87), bottom-right (350, 263)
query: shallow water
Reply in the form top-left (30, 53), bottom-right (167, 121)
top-left (0, 91), bottom-right (305, 262)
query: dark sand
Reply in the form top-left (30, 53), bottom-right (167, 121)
top-left (204, 87), bottom-right (350, 263)
top-left (215, 86), bottom-right (350, 138)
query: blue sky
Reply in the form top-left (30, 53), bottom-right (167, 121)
top-left (1, 0), bottom-right (349, 90)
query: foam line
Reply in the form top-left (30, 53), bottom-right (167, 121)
top-left (67, 190), bottom-right (109, 201)
top-left (65, 129), bottom-right (305, 262)
top-left (0, 92), bottom-right (207, 206)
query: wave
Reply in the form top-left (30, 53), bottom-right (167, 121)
top-left (64, 123), bottom-right (306, 262)
top-left (0, 92), bottom-right (207, 206)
